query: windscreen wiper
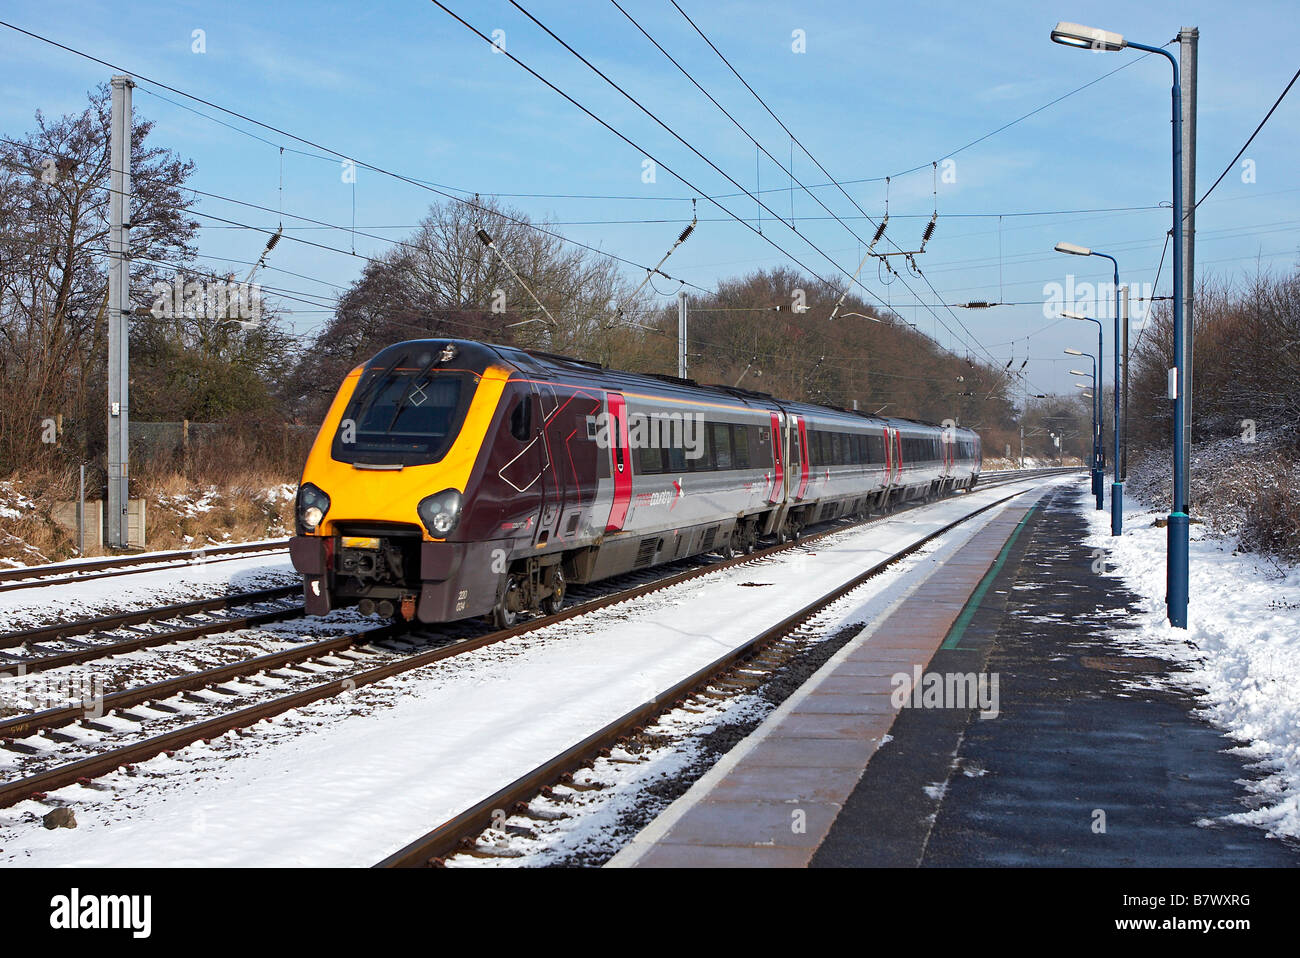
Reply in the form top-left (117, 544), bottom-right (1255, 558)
top-left (351, 352), bottom-right (407, 413)
top-left (384, 355), bottom-right (441, 434)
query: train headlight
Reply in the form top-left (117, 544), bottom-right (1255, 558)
top-left (418, 489), bottom-right (463, 538)
top-left (296, 482), bottom-right (331, 534)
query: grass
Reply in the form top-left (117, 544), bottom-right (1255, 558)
top-left (0, 462), bottom-right (299, 566)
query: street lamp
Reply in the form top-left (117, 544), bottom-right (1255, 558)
top-left (1064, 346), bottom-right (1102, 509)
top-left (1057, 242), bottom-right (1125, 535)
top-left (1063, 307), bottom-right (1104, 508)
top-left (1052, 20), bottom-right (1189, 627)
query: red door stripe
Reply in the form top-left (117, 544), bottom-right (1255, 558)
top-left (605, 393), bottom-right (632, 532)
top-left (796, 416), bottom-right (810, 499)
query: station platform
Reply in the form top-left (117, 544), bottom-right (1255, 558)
top-left (609, 480), bottom-right (1300, 868)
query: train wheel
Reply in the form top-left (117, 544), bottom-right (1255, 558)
top-left (491, 576), bottom-right (522, 629)
top-left (542, 569), bottom-right (566, 615)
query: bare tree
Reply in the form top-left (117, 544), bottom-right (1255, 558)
top-left (0, 84), bottom-right (199, 470)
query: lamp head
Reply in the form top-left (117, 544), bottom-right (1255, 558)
top-left (1055, 241), bottom-right (1092, 257)
top-left (1063, 347), bottom-right (1084, 357)
top-left (1050, 22), bottom-right (1126, 51)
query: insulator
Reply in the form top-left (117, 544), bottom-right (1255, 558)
top-left (677, 223), bottom-right (695, 244)
top-left (871, 218), bottom-right (888, 246)
top-left (921, 215), bottom-right (937, 246)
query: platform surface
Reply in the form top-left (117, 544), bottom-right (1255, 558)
top-left (610, 481), bottom-right (1300, 868)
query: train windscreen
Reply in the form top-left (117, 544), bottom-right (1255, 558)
top-left (331, 358), bottom-right (476, 467)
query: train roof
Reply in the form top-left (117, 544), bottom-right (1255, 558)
top-left (364, 338), bottom-right (979, 439)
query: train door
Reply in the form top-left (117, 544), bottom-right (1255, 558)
top-left (528, 384), bottom-right (566, 547)
top-left (794, 415), bottom-right (810, 500)
top-left (882, 427), bottom-right (893, 490)
top-left (604, 392), bottom-right (633, 532)
top-left (893, 428), bottom-right (904, 485)
top-left (768, 411), bottom-right (784, 503)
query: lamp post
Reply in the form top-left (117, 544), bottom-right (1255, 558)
top-left (1057, 242), bottom-right (1124, 534)
top-left (1063, 312), bottom-right (1104, 506)
top-left (1051, 19), bottom-right (1188, 627)
top-left (1064, 346), bottom-right (1101, 509)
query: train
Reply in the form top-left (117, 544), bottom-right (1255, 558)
top-left (289, 338), bottom-right (982, 626)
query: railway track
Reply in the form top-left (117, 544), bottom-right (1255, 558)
top-left (0, 469), bottom-right (1075, 820)
top-left (0, 586), bottom-right (302, 675)
top-left (0, 539), bottom-right (290, 595)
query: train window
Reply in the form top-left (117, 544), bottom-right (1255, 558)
top-left (829, 432), bottom-right (842, 466)
top-left (667, 446), bottom-right (687, 473)
top-left (508, 397), bottom-right (531, 442)
top-left (711, 422), bottom-right (733, 470)
top-left (637, 446), bottom-right (666, 475)
top-left (732, 425), bottom-right (751, 469)
top-left (853, 435), bottom-right (865, 464)
top-left (332, 365), bottom-right (472, 467)
top-left (787, 426), bottom-right (799, 468)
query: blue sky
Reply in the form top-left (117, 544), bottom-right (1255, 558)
top-left (2, 0), bottom-right (1297, 398)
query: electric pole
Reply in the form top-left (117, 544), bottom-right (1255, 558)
top-left (677, 290), bottom-right (687, 379)
top-left (1178, 27), bottom-right (1197, 514)
top-left (107, 75), bottom-right (133, 549)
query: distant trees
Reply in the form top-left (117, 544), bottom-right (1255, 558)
top-left (1020, 395), bottom-right (1093, 463)
top-left (0, 84), bottom-right (200, 471)
top-left (1129, 265), bottom-right (1300, 448)
top-left (285, 197), bottom-right (645, 420)
top-left (631, 266), bottom-right (1021, 446)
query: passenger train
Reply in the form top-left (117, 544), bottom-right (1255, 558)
top-left (289, 339), bottom-right (981, 626)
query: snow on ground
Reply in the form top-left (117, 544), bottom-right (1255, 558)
top-left (1081, 488), bottom-right (1300, 840)
top-left (0, 481), bottom-right (35, 520)
top-left (0, 546), bottom-right (297, 634)
top-left (0, 476), bottom-right (1067, 867)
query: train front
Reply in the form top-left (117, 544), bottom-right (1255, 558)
top-left (289, 339), bottom-right (517, 623)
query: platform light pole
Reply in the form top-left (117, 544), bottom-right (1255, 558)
top-left (1057, 243), bottom-right (1124, 534)
top-left (1064, 346), bottom-right (1101, 509)
top-left (1051, 20), bottom-right (1192, 628)
top-left (1063, 312), bottom-right (1104, 507)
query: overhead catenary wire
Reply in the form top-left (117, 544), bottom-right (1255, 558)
top-left (666, 1), bottom-right (1040, 391)
top-left (0, 20), bottom-right (717, 300)
top-left (1195, 64), bottom-right (1300, 211)
top-left (477, 0), bottom-right (898, 315)
top-left (0, 15), bottom-right (1110, 399)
